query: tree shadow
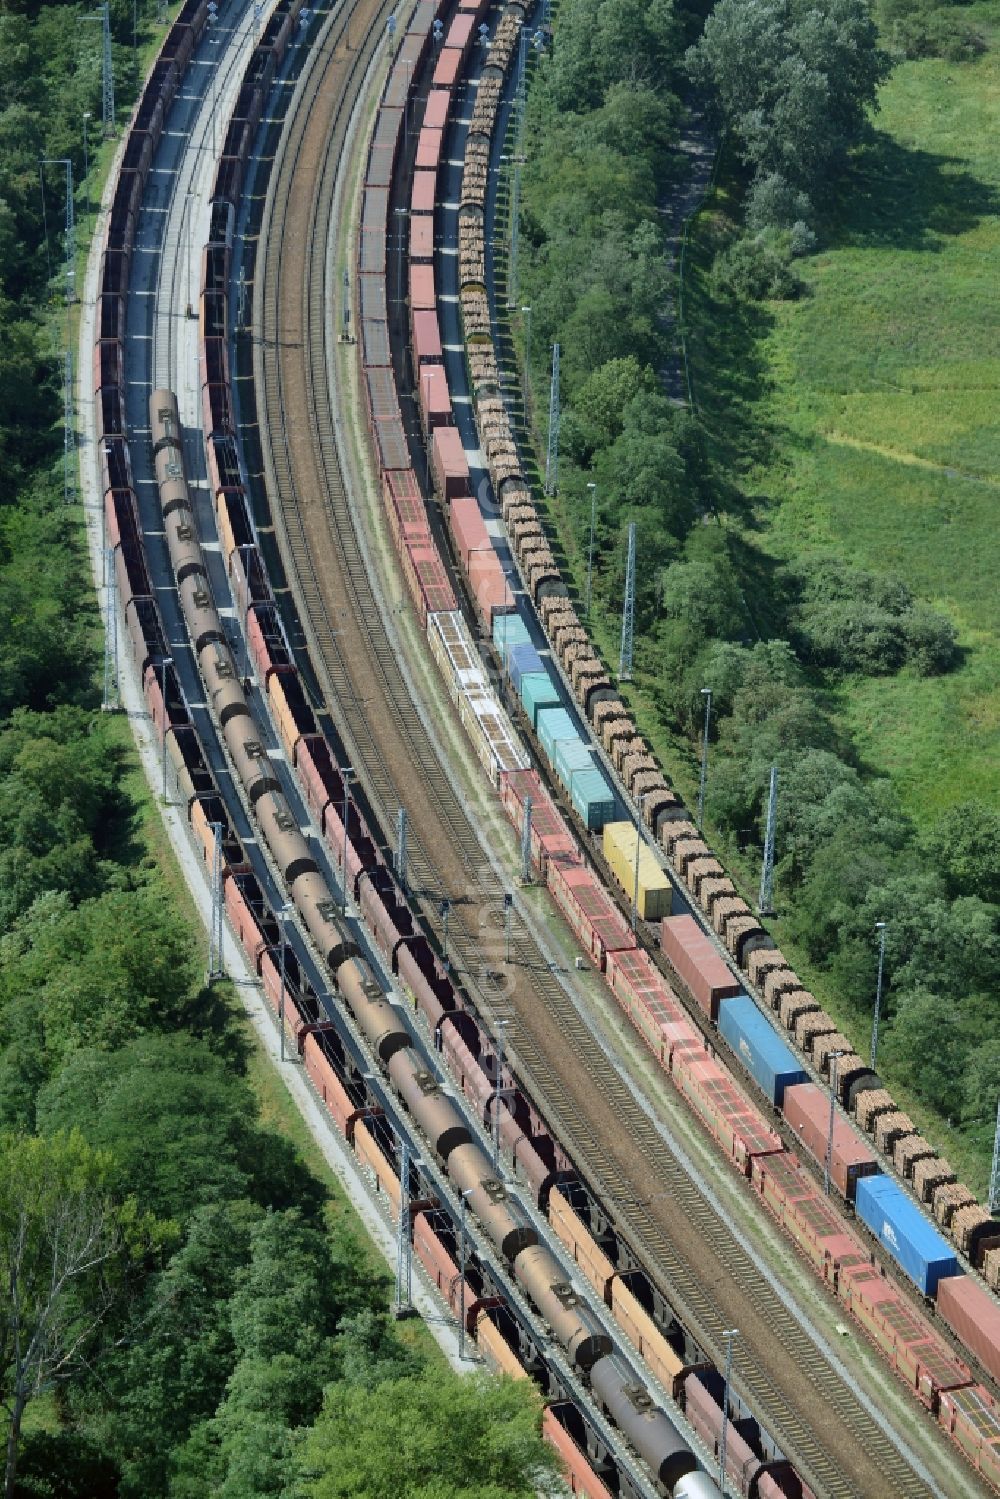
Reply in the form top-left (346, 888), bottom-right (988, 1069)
top-left (831, 128), bottom-right (1000, 250)
top-left (682, 210), bottom-right (782, 490)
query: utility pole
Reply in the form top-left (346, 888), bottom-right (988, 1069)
top-left (83, 112), bottom-right (92, 219)
top-left (870, 921), bottom-right (888, 1071)
top-left (394, 1140), bottom-right (414, 1316)
top-left (208, 824), bottom-right (225, 981)
top-left (40, 159), bottom-right (75, 303)
top-left (440, 898), bottom-right (451, 970)
top-left (64, 346), bottom-right (76, 506)
top-left (521, 305), bottom-right (531, 414)
top-left (697, 687), bottom-right (712, 829)
top-left (520, 797), bottom-right (533, 884)
top-left (758, 765), bottom-right (778, 917)
top-left (277, 904), bottom-right (292, 1057)
top-left (458, 1187), bottom-right (474, 1358)
top-left (492, 1020), bottom-right (509, 1172)
top-left (396, 805), bottom-right (407, 888)
top-left (507, 156), bottom-right (522, 307)
top-left (824, 1052), bottom-right (846, 1194)
top-left (618, 521), bottom-right (635, 681)
top-left (340, 767), bottom-right (353, 913)
top-left (159, 655), bottom-right (173, 801)
top-left (585, 482), bottom-right (596, 620)
top-left (718, 1330), bottom-right (739, 1497)
top-left (630, 819), bottom-right (641, 933)
top-left (544, 343), bottom-right (560, 495)
top-left (989, 1099), bottom-right (1000, 1214)
top-left (503, 892), bottom-right (513, 964)
top-left (101, 1), bottom-right (114, 134)
top-left (102, 546), bottom-right (119, 710)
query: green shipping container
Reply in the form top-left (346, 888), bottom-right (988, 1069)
top-left (537, 706), bottom-right (577, 765)
top-left (555, 735), bottom-right (593, 790)
top-left (571, 767), bottom-right (616, 830)
top-left (492, 612), bottom-right (531, 665)
top-left (520, 670), bottom-right (561, 727)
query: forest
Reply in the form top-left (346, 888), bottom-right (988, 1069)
top-left (518, 0), bottom-right (1000, 1177)
top-left (0, 4), bottom-right (551, 1496)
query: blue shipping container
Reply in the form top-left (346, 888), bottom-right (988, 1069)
top-left (571, 767), bottom-right (616, 830)
top-left (717, 994), bottom-right (808, 1106)
top-left (520, 671), bottom-right (561, 727)
top-left (854, 1174), bottom-right (959, 1296)
top-left (509, 642), bottom-right (543, 692)
top-left (537, 707), bottom-right (577, 765)
top-left (492, 612), bottom-right (531, 665)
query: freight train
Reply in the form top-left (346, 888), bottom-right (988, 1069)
top-left (151, 388), bottom-right (727, 1498)
top-left (340, 0), bottom-right (1000, 1485)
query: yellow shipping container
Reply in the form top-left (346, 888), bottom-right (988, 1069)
top-left (602, 820), bottom-right (672, 921)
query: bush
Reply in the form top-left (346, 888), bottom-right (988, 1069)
top-left (791, 560), bottom-right (958, 675)
top-left (746, 173), bottom-right (813, 234)
top-left (711, 231), bottom-right (802, 301)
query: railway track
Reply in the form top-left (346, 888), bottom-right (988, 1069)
top-left (251, 10), bottom-right (946, 1496)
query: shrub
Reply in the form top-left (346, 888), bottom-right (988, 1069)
top-left (711, 231), bottom-right (802, 301)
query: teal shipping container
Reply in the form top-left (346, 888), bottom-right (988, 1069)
top-left (571, 768), bottom-right (616, 830)
top-left (555, 736), bottom-right (594, 790)
top-left (537, 707), bottom-right (577, 765)
top-left (520, 670), bottom-right (561, 727)
top-left (492, 612), bottom-right (531, 665)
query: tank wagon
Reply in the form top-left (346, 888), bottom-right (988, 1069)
top-left (153, 385), bottom-right (729, 1497)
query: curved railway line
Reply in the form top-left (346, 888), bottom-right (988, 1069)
top-left (250, 5), bottom-right (941, 1494)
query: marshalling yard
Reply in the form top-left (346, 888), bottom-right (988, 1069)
top-left (81, 0), bottom-right (1000, 1494)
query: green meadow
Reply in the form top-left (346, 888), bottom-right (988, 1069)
top-left (742, 21), bottom-right (1000, 817)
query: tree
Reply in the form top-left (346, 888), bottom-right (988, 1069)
top-left (35, 1036), bottom-right (259, 1222)
top-left (0, 1131), bottom-right (149, 1499)
top-left (687, 0), bottom-right (890, 223)
top-left (881, 987), bottom-right (967, 1118)
top-left (296, 1370), bottom-right (559, 1499)
top-left (923, 801), bottom-right (1000, 904)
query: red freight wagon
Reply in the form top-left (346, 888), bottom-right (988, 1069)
top-left (543, 1407), bottom-right (615, 1499)
top-left (661, 913), bottom-right (742, 1021)
top-left (412, 307), bottom-right (443, 365)
top-left (838, 1262), bottom-right (973, 1408)
top-left (418, 363), bottom-right (454, 430)
top-left (750, 1152), bottom-right (871, 1282)
top-left (782, 1082), bottom-right (879, 1201)
top-left (433, 46), bottom-right (462, 88)
top-left (432, 424), bottom-right (470, 498)
top-left (450, 495), bottom-right (490, 568)
top-left (410, 212), bottom-right (435, 262)
top-left (424, 87), bottom-right (450, 129)
top-left (384, 467), bottom-right (431, 549)
top-left (366, 366), bottom-right (400, 424)
top-left (498, 768), bottom-right (580, 877)
top-left (673, 1051), bottom-right (783, 1175)
top-left (401, 541), bottom-right (457, 624)
top-left (415, 125), bottom-right (443, 172)
top-left (938, 1384), bottom-right (1000, 1492)
top-left (365, 144), bottom-right (394, 189)
top-left (411, 168), bottom-right (437, 214)
top-left (938, 1275), bottom-right (1000, 1386)
top-left (548, 1186), bottom-right (616, 1303)
top-left (605, 948), bottom-right (688, 1036)
top-left (303, 1034), bottom-right (357, 1136)
top-left (469, 548), bottom-right (513, 629)
top-left (409, 261), bottom-right (437, 313)
top-left (374, 415), bottom-right (410, 476)
top-left (445, 11), bottom-right (475, 52)
top-left (547, 862), bottom-right (635, 970)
